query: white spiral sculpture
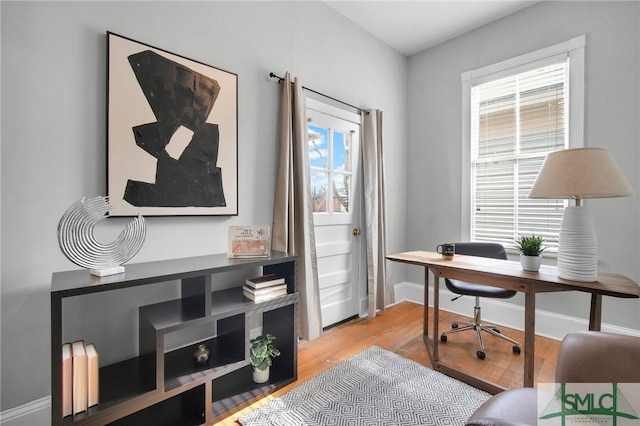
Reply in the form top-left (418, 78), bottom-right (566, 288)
top-left (57, 196), bottom-right (146, 275)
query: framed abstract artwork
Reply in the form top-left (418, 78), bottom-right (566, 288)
top-left (107, 32), bottom-right (238, 216)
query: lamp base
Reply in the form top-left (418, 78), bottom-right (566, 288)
top-left (557, 206), bottom-right (597, 282)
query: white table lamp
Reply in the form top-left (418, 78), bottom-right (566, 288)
top-left (529, 148), bottom-right (634, 282)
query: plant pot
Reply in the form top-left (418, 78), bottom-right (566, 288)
top-left (520, 254), bottom-right (542, 272)
top-left (253, 367), bottom-right (270, 384)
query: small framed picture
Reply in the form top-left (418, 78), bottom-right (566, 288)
top-left (228, 226), bottom-right (270, 258)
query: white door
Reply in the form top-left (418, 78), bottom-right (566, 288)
top-left (307, 99), bottom-right (364, 329)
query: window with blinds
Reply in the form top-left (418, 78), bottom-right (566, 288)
top-left (470, 62), bottom-right (568, 251)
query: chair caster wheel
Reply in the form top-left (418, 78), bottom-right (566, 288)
top-left (476, 351), bottom-right (486, 360)
top-left (492, 328), bottom-right (501, 334)
top-left (440, 334), bottom-right (448, 342)
top-left (513, 346), bottom-right (521, 354)
top-left (451, 323), bottom-right (459, 329)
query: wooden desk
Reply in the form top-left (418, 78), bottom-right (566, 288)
top-left (387, 251), bottom-right (640, 394)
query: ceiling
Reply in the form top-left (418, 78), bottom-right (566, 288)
top-left (324, 1), bottom-right (541, 56)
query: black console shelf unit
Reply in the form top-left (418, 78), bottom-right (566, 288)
top-left (51, 251), bottom-right (298, 425)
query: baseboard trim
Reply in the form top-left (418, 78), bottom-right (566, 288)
top-left (392, 281), bottom-right (640, 340)
top-left (0, 395), bottom-right (49, 426)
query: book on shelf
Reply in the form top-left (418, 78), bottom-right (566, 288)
top-left (243, 286), bottom-right (287, 302)
top-left (243, 283), bottom-right (287, 295)
top-left (62, 343), bottom-right (73, 417)
top-left (71, 340), bottom-right (88, 415)
top-left (66, 340), bottom-right (99, 415)
top-left (85, 343), bottom-right (99, 408)
top-left (245, 273), bottom-right (286, 289)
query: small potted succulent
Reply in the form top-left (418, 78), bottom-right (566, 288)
top-left (515, 234), bottom-right (546, 272)
top-left (250, 334), bottom-right (280, 383)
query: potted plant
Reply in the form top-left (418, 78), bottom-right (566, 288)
top-left (250, 333), bottom-right (280, 383)
top-left (515, 234), bottom-right (546, 272)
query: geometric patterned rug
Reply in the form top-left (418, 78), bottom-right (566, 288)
top-left (238, 345), bottom-right (491, 425)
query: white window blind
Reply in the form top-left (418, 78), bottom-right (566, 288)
top-left (470, 63), bottom-right (568, 251)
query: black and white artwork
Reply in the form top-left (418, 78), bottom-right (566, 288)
top-left (107, 32), bottom-right (238, 216)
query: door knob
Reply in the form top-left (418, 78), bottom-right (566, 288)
top-left (353, 228), bottom-right (361, 236)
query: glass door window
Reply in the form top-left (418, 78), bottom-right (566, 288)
top-left (309, 125), bottom-right (353, 214)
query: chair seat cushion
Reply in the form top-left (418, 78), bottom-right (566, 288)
top-left (446, 279), bottom-right (516, 298)
top-left (466, 388), bottom-right (540, 426)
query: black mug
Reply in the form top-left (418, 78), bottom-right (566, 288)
top-left (436, 243), bottom-right (455, 259)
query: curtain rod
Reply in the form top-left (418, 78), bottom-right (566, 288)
top-left (269, 72), bottom-right (369, 115)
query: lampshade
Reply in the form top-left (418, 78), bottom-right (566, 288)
top-left (528, 147), bottom-right (634, 282)
top-left (529, 147), bottom-right (634, 200)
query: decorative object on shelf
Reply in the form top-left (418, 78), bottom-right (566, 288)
top-left (85, 343), bottom-right (99, 408)
top-left (243, 273), bottom-right (287, 303)
top-left (250, 334), bottom-right (280, 384)
top-left (57, 196), bottom-right (146, 276)
top-left (107, 32), bottom-right (238, 217)
top-left (60, 340), bottom-right (99, 416)
top-left (529, 147), bottom-right (634, 282)
top-left (228, 226), bottom-right (270, 258)
top-left (245, 273), bottom-right (285, 288)
top-left (61, 343), bottom-right (72, 417)
top-left (71, 341), bottom-right (87, 415)
top-left (243, 284), bottom-right (287, 303)
top-left (193, 344), bottom-right (210, 365)
top-left (515, 234), bottom-right (546, 272)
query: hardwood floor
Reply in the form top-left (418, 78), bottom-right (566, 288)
top-left (215, 301), bottom-right (560, 425)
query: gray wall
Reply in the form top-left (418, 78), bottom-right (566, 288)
top-left (0, 1), bottom-right (408, 410)
top-left (406, 1), bottom-right (640, 328)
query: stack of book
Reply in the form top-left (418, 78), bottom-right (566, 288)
top-left (243, 273), bottom-right (287, 302)
top-left (62, 340), bottom-right (99, 417)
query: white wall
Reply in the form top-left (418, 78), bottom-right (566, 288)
top-left (406, 1), bottom-right (640, 328)
top-left (0, 1), bottom-right (408, 411)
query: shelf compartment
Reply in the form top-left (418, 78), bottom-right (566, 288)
top-left (140, 288), bottom-right (297, 393)
top-left (210, 303), bottom-right (298, 422)
top-left (262, 304), bottom-right (297, 379)
top-left (99, 356), bottom-right (157, 405)
top-left (51, 251), bottom-right (296, 297)
top-left (211, 364), bottom-right (296, 423)
top-left (211, 286), bottom-right (299, 317)
top-left (107, 384), bottom-right (206, 426)
top-left (164, 314), bottom-right (246, 392)
top-left (139, 294), bottom-right (210, 334)
top-left (61, 356), bottom-right (157, 425)
top-left (139, 287), bottom-right (298, 334)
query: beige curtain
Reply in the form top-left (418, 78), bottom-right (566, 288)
top-left (362, 109), bottom-right (394, 318)
top-left (272, 72), bottom-right (323, 341)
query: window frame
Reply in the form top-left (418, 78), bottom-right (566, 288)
top-left (461, 35), bottom-right (585, 254)
top-left (306, 97), bottom-right (361, 225)
top-left (308, 123), bottom-right (355, 215)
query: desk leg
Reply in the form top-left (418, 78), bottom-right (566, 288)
top-left (524, 292), bottom-right (535, 388)
top-left (589, 294), bottom-right (602, 331)
top-left (423, 267), bottom-right (430, 336)
top-left (433, 273), bottom-right (440, 363)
